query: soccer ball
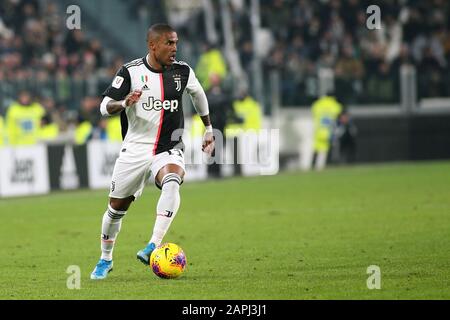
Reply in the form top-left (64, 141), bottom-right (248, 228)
top-left (150, 243), bottom-right (187, 279)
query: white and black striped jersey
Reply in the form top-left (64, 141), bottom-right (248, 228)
top-left (102, 54), bottom-right (209, 155)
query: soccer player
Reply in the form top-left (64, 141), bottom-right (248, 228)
top-left (91, 24), bottom-right (214, 279)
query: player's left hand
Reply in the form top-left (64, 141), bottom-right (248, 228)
top-left (202, 131), bottom-right (215, 156)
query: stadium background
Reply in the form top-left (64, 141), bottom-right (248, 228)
top-left (0, 0), bottom-right (449, 300)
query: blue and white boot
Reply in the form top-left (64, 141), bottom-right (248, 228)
top-left (136, 243), bottom-right (156, 265)
top-left (90, 259), bottom-right (113, 280)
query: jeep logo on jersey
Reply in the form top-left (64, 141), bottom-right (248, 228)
top-left (142, 97), bottom-right (179, 112)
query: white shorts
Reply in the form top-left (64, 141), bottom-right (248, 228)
top-left (109, 142), bottom-right (185, 199)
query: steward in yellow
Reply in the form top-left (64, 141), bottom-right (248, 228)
top-left (75, 116), bottom-right (93, 145)
top-left (105, 115), bottom-right (123, 142)
top-left (311, 95), bottom-right (342, 153)
top-left (39, 113), bottom-right (59, 142)
top-left (195, 45), bottom-right (227, 91)
top-left (225, 94), bottom-right (262, 137)
top-left (6, 91), bottom-right (45, 145)
top-left (190, 114), bottom-right (205, 138)
top-left (311, 94), bottom-right (342, 170)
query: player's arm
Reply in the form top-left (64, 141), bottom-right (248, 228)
top-left (100, 65), bottom-right (142, 116)
top-left (185, 66), bottom-right (214, 155)
top-left (199, 114), bottom-right (214, 154)
top-left (101, 90), bottom-right (142, 115)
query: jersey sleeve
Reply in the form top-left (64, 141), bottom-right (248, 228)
top-left (102, 66), bottom-right (131, 101)
top-left (185, 66), bottom-right (209, 116)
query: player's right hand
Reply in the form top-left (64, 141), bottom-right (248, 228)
top-left (124, 89), bottom-right (142, 107)
top-left (202, 131), bottom-right (215, 156)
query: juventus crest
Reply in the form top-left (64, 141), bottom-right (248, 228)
top-left (173, 74), bottom-right (181, 91)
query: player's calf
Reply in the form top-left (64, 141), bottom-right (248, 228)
top-left (137, 173), bottom-right (183, 265)
top-left (151, 173), bottom-right (182, 245)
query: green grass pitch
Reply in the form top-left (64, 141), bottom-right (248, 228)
top-left (0, 161), bottom-right (449, 299)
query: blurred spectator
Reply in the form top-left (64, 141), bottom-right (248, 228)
top-left (220, 88), bottom-right (263, 177)
top-left (311, 92), bottom-right (342, 171)
top-left (206, 74), bottom-right (234, 140)
top-left (205, 73), bottom-right (234, 178)
top-left (88, 39), bottom-right (104, 68)
top-left (79, 96), bottom-right (102, 125)
top-left (64, 29), bottom-right (84, 55)
top-left (90, 118), bottom-right (108, 141)
top-left (5, 89), bottom-right (45, 145)
top-left (334, 45), bottom-right (365, 104)
top-left (226, 88), bottom-right (262, 136)
top-left (333, 109), bottom-right (358, 164)
top-left (105, 115), bottom-right (123, 142)
top-left (40, 96), bottom-right (64, 128)
top-left (74, 115), bottom-right (93, 145)
top-left (390, 43), bottom-right (413, 93)
top-left (418, 46), bottom-right (446, 98)
top-left (195, 42), bottom-right (227, 91)
top-left (90, 116), bottom-right (122, 142)
top-left (39, 112), bottom-right (59, 142)
top-left (366, 62), bottom-right (395, 103)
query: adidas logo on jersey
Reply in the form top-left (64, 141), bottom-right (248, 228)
top-left (142, 96), bottom-right (179, 112)
top-left (142, 84), bottom-right (149, 90)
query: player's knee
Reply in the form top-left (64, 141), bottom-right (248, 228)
top-left (162, 181), bottom-right (180, 195)
top-left (109, 196), bottom-right (134, 211)
top-left (106, 204), bottom-right (127, 220)
top-left (160, 173), bottom-right (182, 193)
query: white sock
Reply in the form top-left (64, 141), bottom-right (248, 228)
top-left (100, 205), bottom-right (126, 261)
top-left (150, 174), bottom-right (181, 246)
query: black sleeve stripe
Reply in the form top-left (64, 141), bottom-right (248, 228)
top-left (126, 64), bottom-right (143, 69)
top-left (125, 60), bottom-right (144, 68)
top-left (174, 60), bottom-right (189, 67)
top-left (101, 66), bottom-right (131, 101)
top-left (124, 58), bottom-right (144, 68)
